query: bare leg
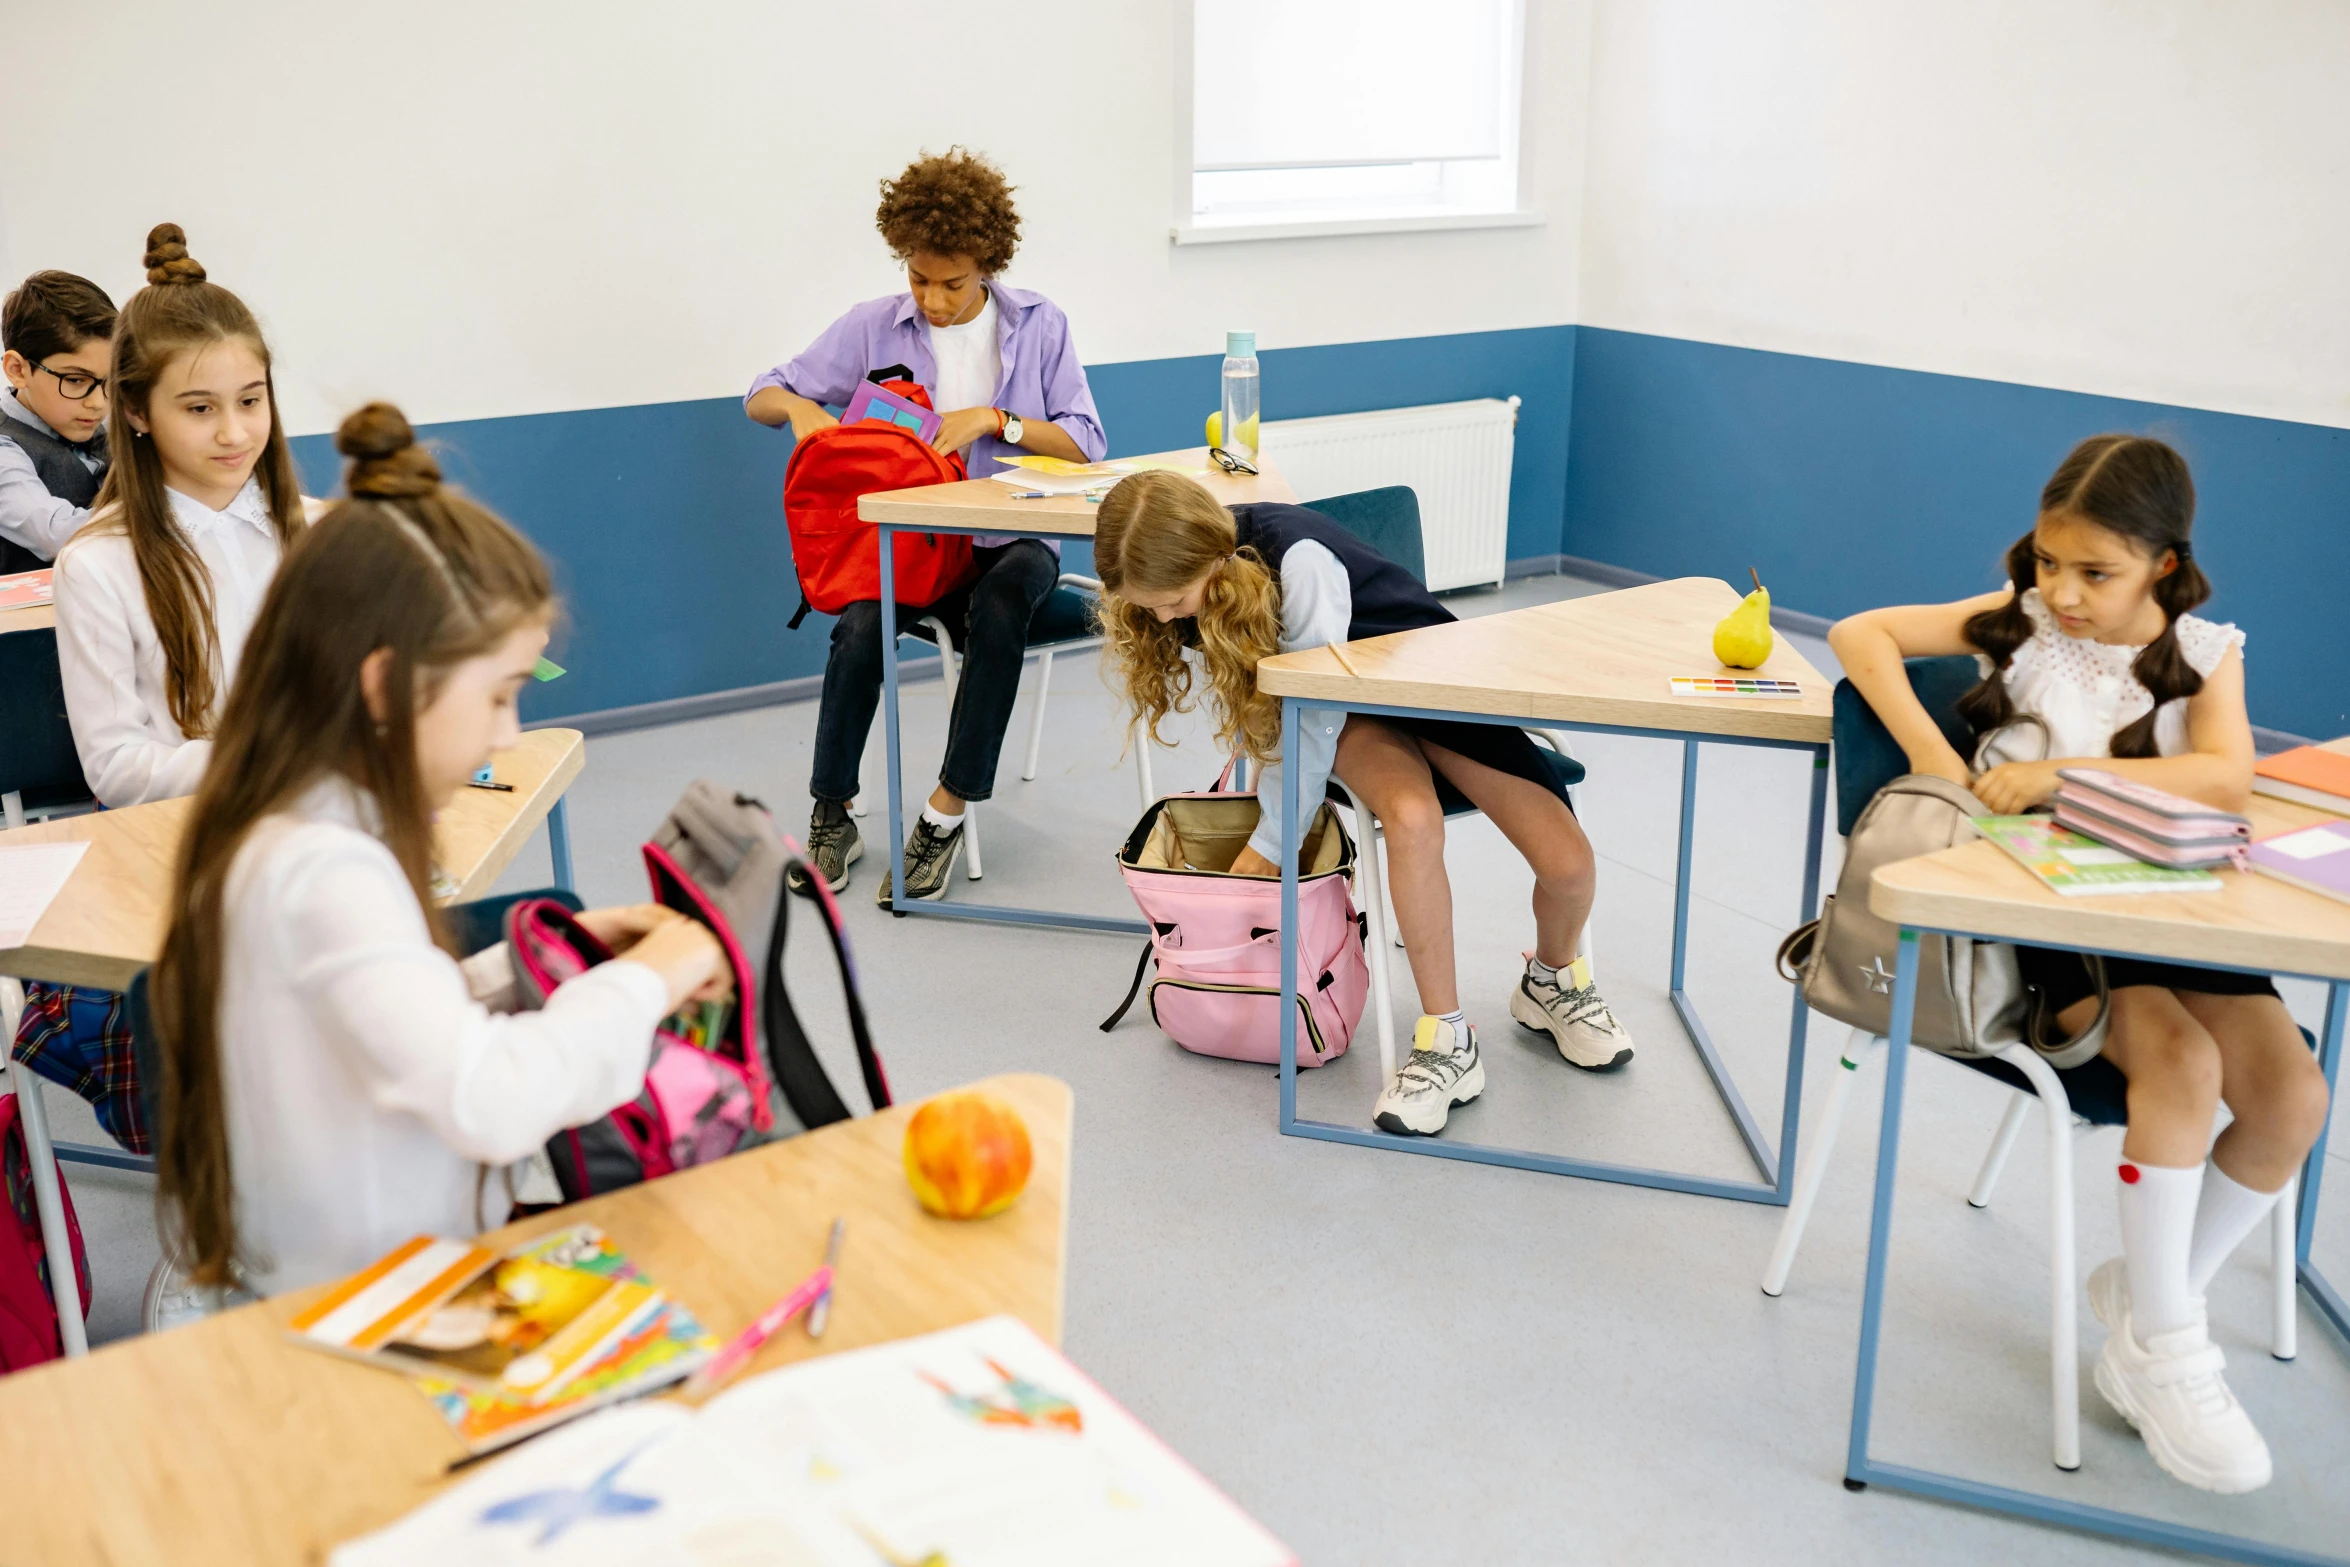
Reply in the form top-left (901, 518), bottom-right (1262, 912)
top-left (2086, 987), bottom-right (2224, 1167)
top-left (2177, 991), bottom-right (2331, 1189)
top-left (1333, 720), bottom-right (1456, 1014)
top-left (1418, 739), bottom-right (1594, 970)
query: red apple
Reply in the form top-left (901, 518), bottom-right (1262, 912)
top-left (902, 1091), bottom-right (1033, 1219)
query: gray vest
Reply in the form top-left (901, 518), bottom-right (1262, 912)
top-left (0, 413), bottom-right (107, 573)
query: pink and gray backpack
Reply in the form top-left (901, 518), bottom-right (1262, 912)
top-left (1100, 769), bottom-right (1370, 1066)
top-left (508, 782), bottom-right (891, 1201)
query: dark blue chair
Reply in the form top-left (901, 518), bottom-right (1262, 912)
top-left (0, 622), bottom-right (93, 826)
top-left (1301, 486), bottom-right (1586, 1083)
top-left (1765, 658), bottom-right (2306, 1404)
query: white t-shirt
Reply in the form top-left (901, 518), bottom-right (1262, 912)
top-left (219, 777), bottom-right (668, 1295)
top-left (924, 287), bottom-right (1002, 460)
top-left (1976, 587), bottom-right (2246, 766)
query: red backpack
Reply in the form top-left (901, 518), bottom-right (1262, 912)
top-left (782, 371), bottom-right (977, 629)
top-left (0, 1093), bottom-right (92, 1370)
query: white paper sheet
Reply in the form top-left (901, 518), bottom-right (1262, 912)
top-left (0, 842), bottom-right (89, 948)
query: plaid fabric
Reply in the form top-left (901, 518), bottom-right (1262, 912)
top-left (10, 982), bottom-right (148, 1155)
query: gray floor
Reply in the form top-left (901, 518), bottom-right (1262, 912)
top-left (47, 573), bottom-right (2350, 1563)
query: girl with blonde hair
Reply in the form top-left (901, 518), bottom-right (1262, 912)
top-left (1095, 471), bottom-right (1634, 1135)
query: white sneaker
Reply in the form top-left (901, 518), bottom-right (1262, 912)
top-left (1373, 1017), bottom-right (1486, 1136)
top-left (2093, 1305), bottom-right (2273, 1494)
top-left (1509, 955), bottom-right (1634, 1071)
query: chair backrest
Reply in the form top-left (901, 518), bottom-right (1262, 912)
top-left (0, 630), bottom-right (91, 813)
top-left (1305, 486), bottom-right (1426, 585)
top-left (1832, 655), bottom-right (1981, 836)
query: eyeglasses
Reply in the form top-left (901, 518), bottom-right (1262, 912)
top-left (32, 362), bottom-right (105, 402)
top-left (1208, 445), bottom-right (1258, 476)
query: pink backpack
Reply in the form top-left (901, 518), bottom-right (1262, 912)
top-left (0, 1093), bottom-right (92, 1370)
top-left (1101, 771), bottom-right (1370, 1066)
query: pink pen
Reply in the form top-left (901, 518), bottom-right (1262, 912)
top-left (685, 1262), bottom-right (834, 1396)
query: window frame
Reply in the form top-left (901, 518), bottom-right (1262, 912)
top-left (1170, 0), bottom-right (1541, 246)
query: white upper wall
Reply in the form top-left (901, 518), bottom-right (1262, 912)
top-left (1580, 0), bottom-right (2350, 429)
top-left (0, 1), bottom-right (1590, 436)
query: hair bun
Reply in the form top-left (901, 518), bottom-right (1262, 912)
top-left (142, 223), bottom-right (207, 286)
top-left (337, 402), bottom-right (442, 499)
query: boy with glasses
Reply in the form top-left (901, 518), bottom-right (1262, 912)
top-left (1, 271), bottom-right (118, 573)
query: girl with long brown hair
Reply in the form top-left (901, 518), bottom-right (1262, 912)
top-left (1095, 472), bottom-right (1634, 1138)
top-left (1830, 433), bottom-right (2328, 1494)
top-left (151, 403), bottom-right (725, 1297)
top-left (53, 224), bottom-right (310, 807)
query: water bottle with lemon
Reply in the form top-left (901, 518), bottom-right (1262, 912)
top-left (1207, 329), bottom-right (1259, 462)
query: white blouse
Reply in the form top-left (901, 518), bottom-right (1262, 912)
top-left (1976, 587), bottom-right (2245, 765)
top-left (53, 479), bottom-right (289, 807)
top-left (1248, 541), bottom-right (1350, 864)
top-left (219, 778), bottom-right (668, 1295)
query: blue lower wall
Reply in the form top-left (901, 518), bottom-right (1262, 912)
top-left (1564, 327), bottom-right (2350, 740)
top-left (289, 325), bottom-right (1575, 725)
top-left (289, 320), bottom-right (2344, 740)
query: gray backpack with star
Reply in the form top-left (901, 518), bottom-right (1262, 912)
top-left (1775, 774), bottom-right (2107, 1068)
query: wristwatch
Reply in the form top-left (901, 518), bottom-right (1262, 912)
top-left (999, 410), bottom-right (1024, 445)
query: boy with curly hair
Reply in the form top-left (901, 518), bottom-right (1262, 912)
top-left (748, 148), bottom-right (1107, 903)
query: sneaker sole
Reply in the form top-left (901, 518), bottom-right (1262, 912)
top-left (789, 837), bottom-right (862, 896)
top-left (1509, 986), bottom-right (1634, 1072)
top-left (2092, 1342), bottom-right (2273, 1495)
top-left (1373, 1059), bottom-right (1487, 1137)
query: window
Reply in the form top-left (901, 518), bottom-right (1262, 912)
top-left (1178, 0), bottom-right (1533, 243)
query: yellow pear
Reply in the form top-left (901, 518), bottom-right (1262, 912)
top-left (1713, 568), bottom-right (1774, 669)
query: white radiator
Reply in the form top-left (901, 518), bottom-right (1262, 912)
top-left (1257, 396), bottom-right (1520, 591)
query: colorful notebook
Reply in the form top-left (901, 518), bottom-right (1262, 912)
top-left (839, 379), bottom-right (944, 446)
top-left (2252, 745), bottom-right (2350, 816)
top-left (291, 1226), bottom-right (714, 1455)
top-left (0, 568), bottom-right (54, 611)
top-left (2246, 822), bottom-right (2350, 907)
top-left (1972, 815), bottom-right (2223, 896)
top-left (330, 1314), bottom-right (1295, 1566)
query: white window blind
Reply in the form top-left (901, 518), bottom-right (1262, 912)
top-left (1193, 0), bottom-right (1513, 170)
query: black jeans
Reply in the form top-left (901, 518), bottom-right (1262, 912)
top-left (809, 539), bottom-right (1057, 807)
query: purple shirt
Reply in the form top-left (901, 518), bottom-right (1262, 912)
top-left (747, 283), bottom-right (1107, 549)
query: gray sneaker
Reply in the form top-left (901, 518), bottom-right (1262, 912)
top-left (788, 800), bottom-right (862, 895)
top-left (878, 814), bottom-right (963, 907)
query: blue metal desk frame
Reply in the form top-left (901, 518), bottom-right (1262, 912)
top-left (1849, 925), bottom-right (2348, 1566)
top-left (875, 519), bottom-right (1149, 938)
top-left (1273, 695), bottom-right (1832, 1204)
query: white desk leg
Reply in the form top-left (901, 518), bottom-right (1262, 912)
top-left (2271, 1172), bottom-right (2298, 1361)
top-left (1762, 1029), bottom-right (1879, 1297)
top-left (1022, 649), bottom-right (1053, 781)
top-left (3, 1045), bottom-right (88, 1359)
top-left (1997, 1043), bottom-right (2081, 1471)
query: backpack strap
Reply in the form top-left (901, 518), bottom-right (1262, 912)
top-left (760, 860), bottom-right (891, 1127)
top-left (787, 594), bottom-right (813, 632)
top-left (866, 364), bottom-right (915, 386)
top-left (1098, 940), bottom-right (1158, 1032)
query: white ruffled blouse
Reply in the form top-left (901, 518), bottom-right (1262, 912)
top-left (1976, 587), bottom-right (2244, 765)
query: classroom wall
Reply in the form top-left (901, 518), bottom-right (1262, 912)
top-left (0, 1), bottom-right (1594, 722)
top-left (1567, 0), bottom-right (2350, 740)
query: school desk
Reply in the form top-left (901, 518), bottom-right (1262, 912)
top-left (0, 727), bottom-right (584, 1192)
top-left (1252, 575), bottom-right (1836, 1202)
top-left (1850, 802), bottom-right (2349, 1567)
top-left (857, 448), bottom-right (1293, 935)
top-left (0, 598), bottom-right (54, 635)
top-left (0, 1070), bottom-right (1073, 1567)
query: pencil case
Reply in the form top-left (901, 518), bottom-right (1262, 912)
top-left (2052, 767), bottom-right (2250, 870)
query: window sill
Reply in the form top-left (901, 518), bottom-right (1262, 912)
top-left (1170, 208), bottom-right (1545, 246)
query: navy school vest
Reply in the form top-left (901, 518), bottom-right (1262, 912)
top-left (1229, 502), bottom-right (1454, 643)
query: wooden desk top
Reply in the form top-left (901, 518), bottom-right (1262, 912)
top-left (1256, 576), bottom-right (1835, 743)
top-left (0, 728), bottom-right (585, 990)
top-left (1872, 794), bottom-right (2350, 980)
top-left (0, 1071), bottom-right (1073, 1567)
top-left (0, 600), bottom-right (55, 635)
top-left (858, 446), bottom-right (1295, 538)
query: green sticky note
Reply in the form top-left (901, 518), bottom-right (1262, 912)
top-left (533, 656), bottom-right (566, 682)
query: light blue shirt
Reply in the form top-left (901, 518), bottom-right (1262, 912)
top-left (0, 387), bottom-right (104, 561)
top-left (1248, 540), bottom-right (1352, 864)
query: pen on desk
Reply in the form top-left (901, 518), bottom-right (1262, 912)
top-left (1326, 642), bottom-right (1361, 677)
top-left (467, 780), bottom-right (516, 792)
top-left (684, 1261), bottom-right (834, 1396)
top-left (1008, 490), bottom-right (1049, 499)
top-left (806, 1217), bottom-right (846, 1339)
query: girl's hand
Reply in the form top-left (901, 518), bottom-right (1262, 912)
top-left (788, 403), bottom-right (839, 441)
top-left (576, 903), bottom-right (683, 955)
top-left (623, 918), bottom-right (733, 1012)
top-left (1227, 845), bottom-right (1280, 878)
top-left (931, 406), bottom-right (1002, 455)
top-left (1973, 760), bottom-right (2064, 814)
top-left (1906, 743), bottom-right (1975, 791)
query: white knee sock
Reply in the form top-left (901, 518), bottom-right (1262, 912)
top-left (2117, 1159), bottom-right (2203, 1340)
top-left (2186, 1161), bottom-right (2286, 1296)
